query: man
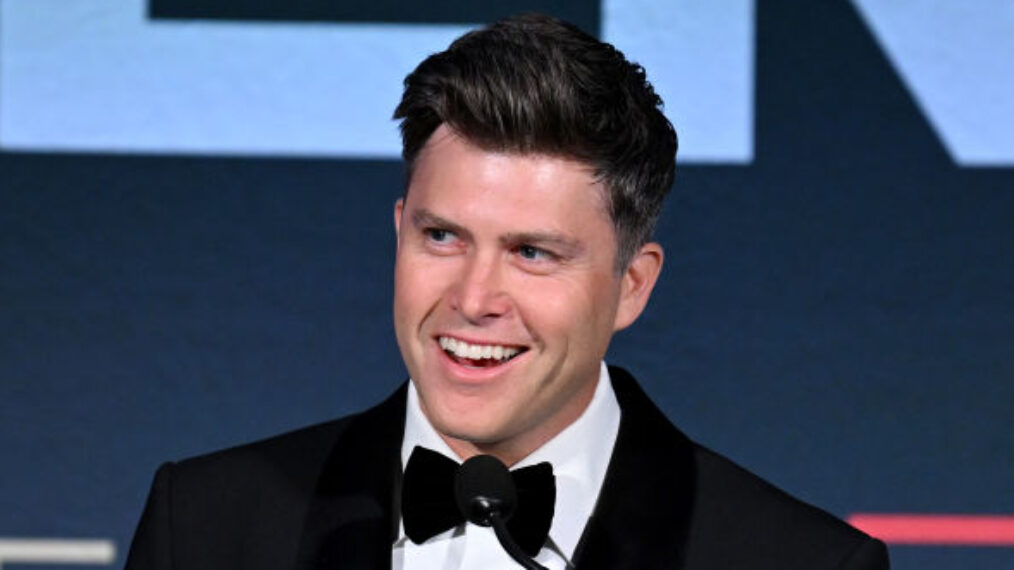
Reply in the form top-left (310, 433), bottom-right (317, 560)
top-left (126, 13), bottom-right (888, 570)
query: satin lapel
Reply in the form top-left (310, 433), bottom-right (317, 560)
top-left (572, 367), bottom-right (696, 570)
top-left (295, 384), bottom-right (407, 570)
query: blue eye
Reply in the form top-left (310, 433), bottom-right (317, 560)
top-left (425, 228), bottom-right (454, 243)
top-left (517, 244), bottom-right (550, 260)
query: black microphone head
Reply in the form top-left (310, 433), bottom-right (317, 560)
top-left (454, 454), bottom-right (517, 527)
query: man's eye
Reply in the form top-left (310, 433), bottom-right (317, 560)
top-left (517, 244), bottom-right (551, 261)
top-left (424, 228), bottom-right (455, 243)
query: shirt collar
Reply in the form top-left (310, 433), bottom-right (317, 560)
top-left (399, 362), bottom-right (621, 558)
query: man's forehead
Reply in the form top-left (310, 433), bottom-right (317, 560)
top-left (407, 126), bottom-right (610, 213)
top-left (414, 125), bottom-right (600, 180)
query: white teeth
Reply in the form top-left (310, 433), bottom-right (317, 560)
top-left (439, 337), bottom-right (522, 361)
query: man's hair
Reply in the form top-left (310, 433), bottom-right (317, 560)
top-left (393, 13), bottom-right (677, 270)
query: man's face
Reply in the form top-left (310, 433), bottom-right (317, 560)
top-left (393, 126), bottom-right (658, 463)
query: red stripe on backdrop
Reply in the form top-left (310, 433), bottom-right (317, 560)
top-left (848, 514), bottom-right (1014, 546)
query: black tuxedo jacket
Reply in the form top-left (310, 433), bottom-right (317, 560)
top-left (125, 367), bottom-right (888, 569)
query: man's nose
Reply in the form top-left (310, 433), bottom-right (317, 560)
top-left (450, 253), bottom-right (510, 323)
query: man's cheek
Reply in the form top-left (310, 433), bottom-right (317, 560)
top-left (520, 286), bottom-right (575, 320)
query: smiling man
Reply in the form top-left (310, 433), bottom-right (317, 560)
top-left (126, 13), bottom-right (888, 570)
top-left (392, 125), bottom-right (660, 467)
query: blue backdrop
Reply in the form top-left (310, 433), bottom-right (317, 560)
top-left (2, 1), bottom-right (1012, 568)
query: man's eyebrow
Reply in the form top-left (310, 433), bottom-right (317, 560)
top-left (410, 209), bottom-right (471, 239)
top-left (409, 208), bottom-right (582, 254)
top-left (500, 231), bottom-right (583, 255)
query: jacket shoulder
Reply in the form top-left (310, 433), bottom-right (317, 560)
top-left (126, 384), bottom-right (409, 570)
top-left (164, 415), bottom-right (360, 534)
top-left (171, 415), bottom-right (357, 486)
top-left (126, 414), bottom-right (367, 570)
top-left (686, 444), bottom-right (888, 569)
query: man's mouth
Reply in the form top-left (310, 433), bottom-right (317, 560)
top-left (438, 336), bottom-right (528, 368)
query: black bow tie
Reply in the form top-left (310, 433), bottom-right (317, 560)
top-left (401, 446), bottom-right (556, 557)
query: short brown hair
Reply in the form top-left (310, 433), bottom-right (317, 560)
top-left (394, 13), bottom-right (678, 269)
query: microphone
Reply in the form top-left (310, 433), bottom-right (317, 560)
top-left (454, 454), bottom-right (550, 570)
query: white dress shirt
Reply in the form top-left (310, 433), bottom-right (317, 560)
top-left (392, 362), bottom-right (621, 570)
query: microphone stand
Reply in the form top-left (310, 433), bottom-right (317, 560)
top-left (489, 511), bottom-right (549, 570)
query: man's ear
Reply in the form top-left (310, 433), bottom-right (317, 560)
top-left (394, 198), bottom-right (405, 239)
top-left (613, 242), bottom-right (664, 331)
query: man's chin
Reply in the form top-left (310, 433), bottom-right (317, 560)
top-left (427, 411), bottom-right (524, 451)
top-left (431, 418), bottom-right (511, 447)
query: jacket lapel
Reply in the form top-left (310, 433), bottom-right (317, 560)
top-left (572, 367), bottom-right (696, 569)
top-left (295, 384), bottom-right (407, 570)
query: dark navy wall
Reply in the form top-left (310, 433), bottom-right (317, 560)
top-left (1, 1), bottom-right (1012, 568)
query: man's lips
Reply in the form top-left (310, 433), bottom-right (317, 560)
top-left (436, 335), bottom-right (529, 368)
